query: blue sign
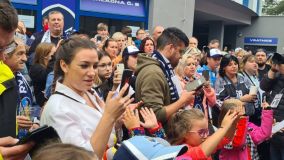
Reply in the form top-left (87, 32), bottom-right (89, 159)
top-left (244, 37), bottom-right (278, 45)
top-left (42, 0), bottom-right (76, 32)
top-left (11, 0), bottom-right (37, 5)
top-left (80, 0), bottom-right (146, 17)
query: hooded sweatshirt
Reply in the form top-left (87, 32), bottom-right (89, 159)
top-left (135, 53), bottom-right (171, 126)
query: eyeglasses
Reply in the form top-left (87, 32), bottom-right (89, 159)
top-left (188, 128), bottom-right (209, 138)
top-left (0, 41), bottom-right (18, 55)
top-left (98, 62), bottom-right (112, 69)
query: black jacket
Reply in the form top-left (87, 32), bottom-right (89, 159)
top-left (29, 64), bottom-right (48, 107)
top-left (260, 74), bottom-right (284, 147)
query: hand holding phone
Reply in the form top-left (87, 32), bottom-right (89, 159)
top-left (185, 76), bottom-right (206, 92)
top-left (116, 63), bottom-right (125, 75)
top-left (16, 125), bottom-right (60, 145)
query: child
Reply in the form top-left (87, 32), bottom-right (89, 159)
top-left (122, 107), bottom-right (166, 139)
top-left (218, 98), bottom-right (273, 160)
top-left (167, 108), bottom-right (238, 160)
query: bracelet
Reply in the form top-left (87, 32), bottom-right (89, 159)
top-left (128, 127), bottom-right (145, 137)
top-left (264, 106), bottom-right (272, 110)
top-left (148, 122), bottom-right (162, 134)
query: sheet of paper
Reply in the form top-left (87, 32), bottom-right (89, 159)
top-left (272, 120), bottom-right (284, 134)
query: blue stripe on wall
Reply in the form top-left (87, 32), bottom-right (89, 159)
top-left (256, 0), bottom-right (260, 15)
top-left (243, 0), bottom-right (249, 7)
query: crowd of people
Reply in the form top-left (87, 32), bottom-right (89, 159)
top-left (1, 1), bottom-right (284, 160)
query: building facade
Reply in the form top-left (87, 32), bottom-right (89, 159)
top-left (12, 0), bottom-right (284, 53)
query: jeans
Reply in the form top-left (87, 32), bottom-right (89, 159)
top-left (270, 143), bottom-right (284, 160)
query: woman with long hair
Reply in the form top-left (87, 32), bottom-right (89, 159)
top-left (29, 43), bottom-right (56, 107)
top-left (40, 37), bottom-right (133, 159)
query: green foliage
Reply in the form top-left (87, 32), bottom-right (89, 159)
top-left (263, 0), bottom-right (284, 15)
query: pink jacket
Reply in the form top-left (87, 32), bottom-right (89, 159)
top-left (219, 110), bottom-right (273, 160)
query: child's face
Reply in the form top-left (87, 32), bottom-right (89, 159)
top-left (184, 118), bottom-right (209, 146)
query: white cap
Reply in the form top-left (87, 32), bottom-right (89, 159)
top-left (209, 48), bottom-right (223, 58)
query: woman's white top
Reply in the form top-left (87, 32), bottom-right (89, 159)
top-left (40, 82), bottom-right (116, 151)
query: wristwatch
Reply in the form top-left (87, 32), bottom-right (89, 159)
top-left (264, 106), bottom-right (272, 110)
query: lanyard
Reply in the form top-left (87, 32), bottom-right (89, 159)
top-left (243, 71), bottom-right (257, 86)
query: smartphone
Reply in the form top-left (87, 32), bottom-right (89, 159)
top-left (16, 125), bottom-right (60, 145)
top-left (185, 76), bottom-right (206, 92)
top-left (96, 35), bottom-right (102, 42)
top-left (116, 63), bottom-right (125, 75)
top-left (127, 33), bottom-right (132, 46)
top-left (119, 69), bottom-right (133, 97)
top-left (202, 70), bottom-right (210, 81)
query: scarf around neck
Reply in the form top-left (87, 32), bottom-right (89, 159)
top-left (152, 51), bottom-right (179, 103)
top-left (15, 72), bottom-right (34, 115)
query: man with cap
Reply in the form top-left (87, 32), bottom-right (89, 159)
top-left (135, 27), bottom-right (195, 127)
top-left (197, 48), bottom-right (223, 88)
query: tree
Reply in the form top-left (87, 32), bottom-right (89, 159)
top-left (262, 0), bottom-right (284, 15)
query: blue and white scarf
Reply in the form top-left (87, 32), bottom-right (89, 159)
top-left (152, 51), bottom-right (179, 103)
top-left (15, 72), bottom-right (34, 115)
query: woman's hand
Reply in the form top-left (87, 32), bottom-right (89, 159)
top-left (105, 84), bottom-right (133, 122)
top-left (140, 108), bottom-right (158, 129)
top-left (112, 70), bottom-right (122, 91)
top-left (262, 101), bottom-right (270, 110)
top-left (16, 116), bottom-right (33, 129)
top-left (127, 101), bottom-right (143, 111)
top-left (122, 107), bottom-right (140, 130)
top-left (240, 94), bottom-right (257, 103)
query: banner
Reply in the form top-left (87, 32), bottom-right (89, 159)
top-left (80, 0), bottom-right (146, 17)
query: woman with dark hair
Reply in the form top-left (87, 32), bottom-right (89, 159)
top-left (40, 36), bottom-right (133, 159)
top-left (215, 54), bottom-right (256, 116)
top-left (139, 37), bottom-right (155, 55)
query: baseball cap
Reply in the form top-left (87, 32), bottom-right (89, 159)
top-left (272, 52), bottom-right (284, 64)
top-left (113, 136), bottom-right (188, 160)
top-left (122, 45), bottom-right (140, 57)
top-left (208, 48), bottom-right (223, 58)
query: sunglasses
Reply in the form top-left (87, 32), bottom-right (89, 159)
top-left (0, 41), bottom-right (18, 55)
top-left (188, 128), bottom-right (209, 138)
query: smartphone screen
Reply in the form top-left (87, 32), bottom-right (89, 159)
top-left (116, 63), bottom-right (125, 75)
top-left (96, 36), bottom-right (102, 42)
top-left (127, 33), bottom-right (132, 46)
top-left (120, 69), bottom-right (133, 97)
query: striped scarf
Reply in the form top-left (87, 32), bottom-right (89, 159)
top-left (152, 51), bottom-right (179, 103)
